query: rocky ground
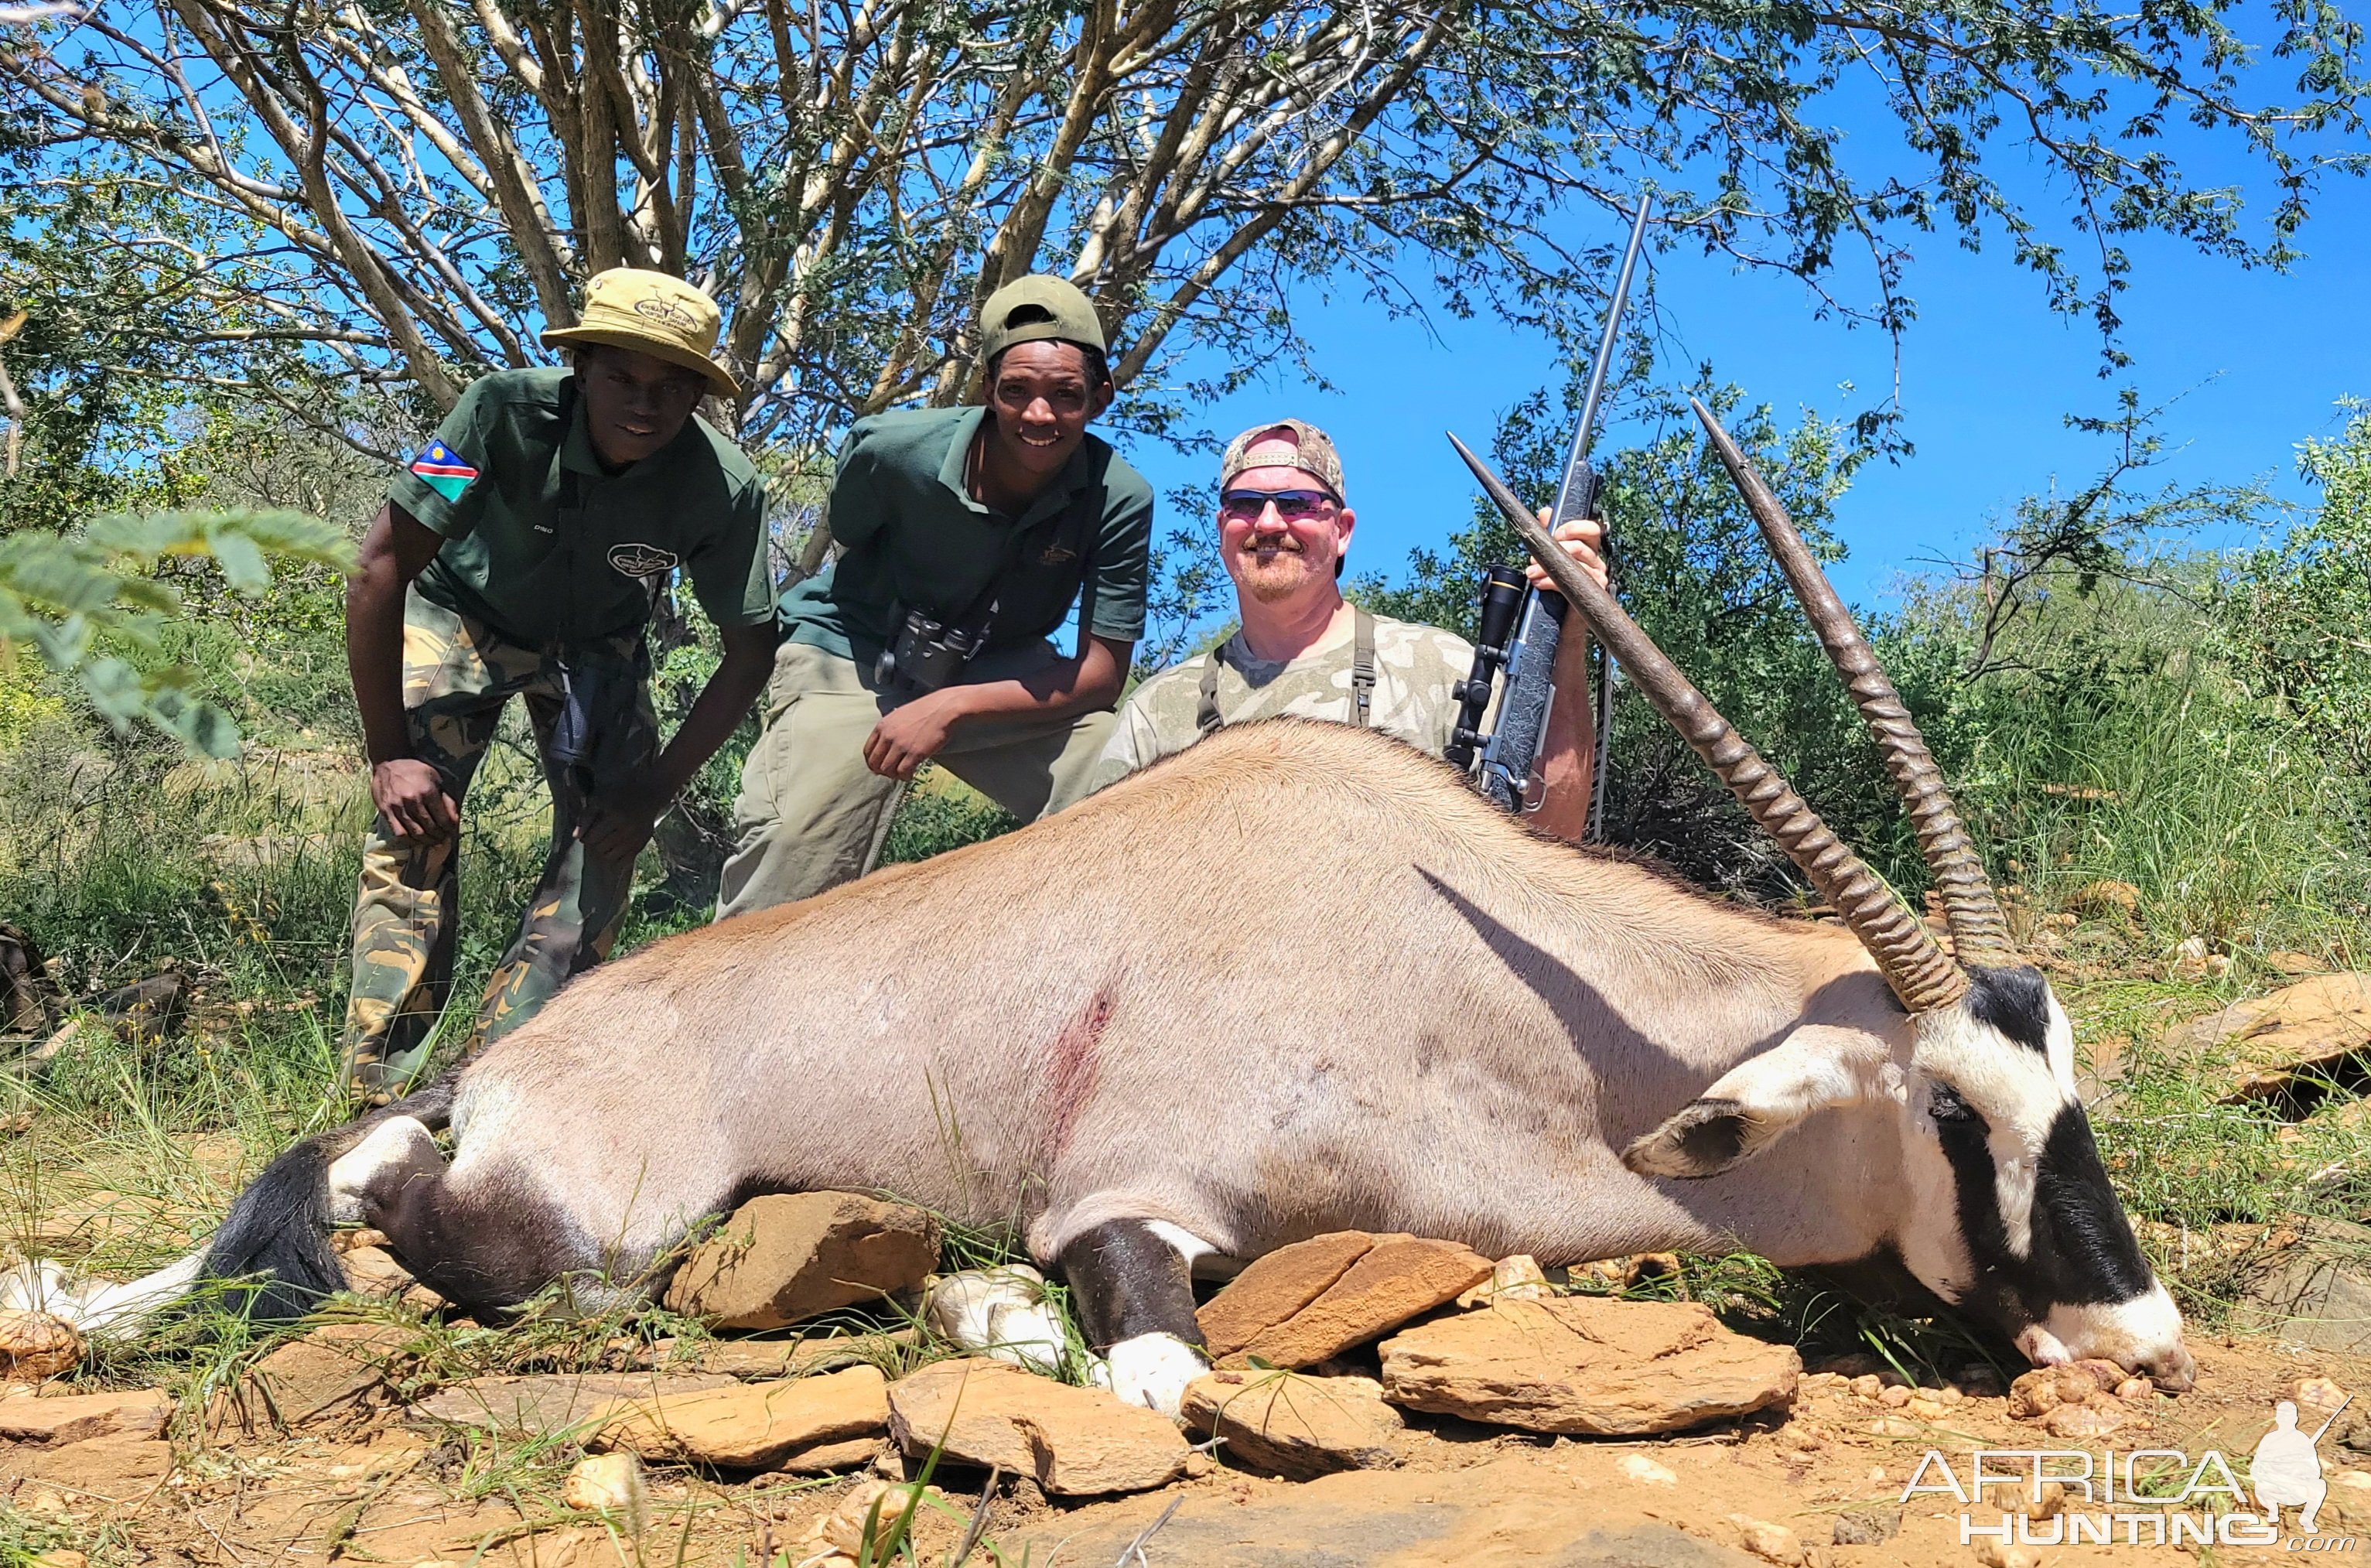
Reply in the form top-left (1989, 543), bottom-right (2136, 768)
top-left (5, 1304), bottom-right (2368, 1566)
top-left (5, 1189), bottom-right (2371, 1568)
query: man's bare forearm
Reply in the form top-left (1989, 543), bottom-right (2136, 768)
top-left (1529, 614), bottom-right (1597, 842)
top-left (347, 503), bottom-right (438, 765)
top-left (943, 634), bottom-right (1131, 726)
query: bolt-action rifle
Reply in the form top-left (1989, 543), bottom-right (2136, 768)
top-left (1444, 196), bottom-right (1651, 822)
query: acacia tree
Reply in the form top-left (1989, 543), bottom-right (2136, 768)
top-left (0, 0), bottom-right (2362, 568)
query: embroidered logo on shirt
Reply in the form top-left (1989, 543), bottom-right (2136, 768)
top-left (1039, 542), bottom-right (1078, 565)
top-left (407, 440), bottom-right (478, 504)
top-left (608, 542), bottom-right (681, 579)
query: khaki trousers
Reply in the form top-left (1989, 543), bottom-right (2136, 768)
top-left (716, 639), bottom-right (1115, 917)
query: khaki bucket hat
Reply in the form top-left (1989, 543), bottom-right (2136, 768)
top-left (542, 268), bottom-right (742, 399)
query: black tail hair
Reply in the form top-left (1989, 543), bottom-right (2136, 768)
top-left (200, 1074), bottom-right (459, 1324)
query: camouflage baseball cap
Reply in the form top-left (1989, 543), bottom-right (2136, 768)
top-left (1220, 418), bottom-right (1345, 502)
top-left (542, 268), bottom-right (740, 399)
top-left (980, 275), bottom-right (1108, 363)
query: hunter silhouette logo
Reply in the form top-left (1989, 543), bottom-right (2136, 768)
top-left (2253, 1394), bottom-right (2349, 1534)
top-left (607, 542), bottom-right (679, 579)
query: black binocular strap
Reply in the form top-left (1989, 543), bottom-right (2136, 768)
top-left (1197, 607), bottom-right (1374, 736)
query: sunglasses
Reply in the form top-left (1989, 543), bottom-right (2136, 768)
top-left (1219, 488), bottom-right (1336, 520)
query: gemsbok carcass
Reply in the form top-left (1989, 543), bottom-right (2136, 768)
top-left (21, 402), bottom-right (2191, 1416)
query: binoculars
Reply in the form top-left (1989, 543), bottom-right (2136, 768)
top-left (876, 601), bottom-right (995, 695)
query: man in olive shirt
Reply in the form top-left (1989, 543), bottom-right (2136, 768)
top-left (340, 268), bottom-right (778, 1103)
top-left (716, 275), bottom-right (1151, 916)
top-left (1084, 420), bottom-right (1605, 832)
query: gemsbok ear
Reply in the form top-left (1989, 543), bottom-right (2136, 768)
top-left (1621, 1025), bottom-right (1887, 1180)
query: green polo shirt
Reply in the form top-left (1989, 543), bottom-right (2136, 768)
top-left (388, 367), bottom-right (774, 647)
top-left (778, 405), bottom-right (1153, 659)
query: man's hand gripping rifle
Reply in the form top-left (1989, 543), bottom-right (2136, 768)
top-left (1445, 196), bottom-right (1651, 823)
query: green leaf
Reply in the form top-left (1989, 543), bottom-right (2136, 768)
top-left (0, 507), bottom-right (347, 756)
top-left (207, 529), bottom-right (272, 593)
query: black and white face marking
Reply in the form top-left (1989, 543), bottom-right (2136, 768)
top-left (1900, 968), bottom-right (2192, 1388)
top-left (1621, 970), bottom-right (2192, 1386)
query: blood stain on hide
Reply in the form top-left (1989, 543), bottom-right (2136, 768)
top-left (1046, 988), bottom-right (1115, 1162)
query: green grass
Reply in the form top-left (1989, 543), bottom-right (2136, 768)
top-left (1976, 667), bottom-right (2369, 968)
top-left (880, 770), bottom-right (1019, 867)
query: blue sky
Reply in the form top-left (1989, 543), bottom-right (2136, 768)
top-left (1122, 141), bottom-right (2369, 606)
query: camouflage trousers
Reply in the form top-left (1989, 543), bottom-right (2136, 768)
top-left (340, 591), bottom-right (659, 1102)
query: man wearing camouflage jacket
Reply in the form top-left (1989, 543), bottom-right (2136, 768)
top-left (338, 268), bottom-right (777, 1105)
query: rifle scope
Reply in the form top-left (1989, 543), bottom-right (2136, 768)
top-left (1444, 562), bottom-right (1531, 769)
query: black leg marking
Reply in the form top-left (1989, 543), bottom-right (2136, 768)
top-left (1058, 1220), bottom-right (1206, 1354)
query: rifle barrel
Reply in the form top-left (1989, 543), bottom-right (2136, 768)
top-left (1553, 196), bottom-right (1653, 528)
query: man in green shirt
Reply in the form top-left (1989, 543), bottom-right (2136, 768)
top-left (716, 275), bottom-right (1152, 917)
top-left (340, 268), bottom-right (778, 1104)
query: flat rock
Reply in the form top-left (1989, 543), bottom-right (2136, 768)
top-left (640, 1328), bottom-right (915, 1379)
top-left (412, 1372), bottom-right (733, 1436)
top-left (2235, 1217), bottom-right (2371, 1354)
top-left (886, 1358), bottom-right (1191, 1497)
top-left (214, 1321), bottom-right (415, 1435)
top-left (0, 1312), bottom-right (82, 1382)
top-left (1202, 1233), bottom-right (1492, 1369)
top-left (337, 1245), bottom-right (417, 1300)
top-left (1181, 1370), bottom-right (1403, 1480)
top-left (1456, 1255), bottom-right (1551, 1309)
top-left (1378, 1297), bottom-right (1799, 1436)
top-left (2166, 973), bottom-right (2371, 1102)
top-left (1198, 1233), bottom-right (1375, 1358)
top-left (662, 1192), bottom-right (940, 1331)
top-left (590, 1365), bottom-right (888, 1470)
top-left (0, 1388), bottom-right (171, 1446)
top-left (773, 1434), bottom-right (883, 1474)
top-left (0, 1433), bottom-right (173, 1498)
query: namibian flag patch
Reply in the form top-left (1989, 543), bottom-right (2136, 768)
top-left (408, 439), bottom-right (478, 504)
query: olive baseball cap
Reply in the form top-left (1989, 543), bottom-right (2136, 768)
top-left (542, 268), bottom-right (742, 399)
top-left (1220, 418), bottom-right (1346, 502)
top-left (981, 275), bottom-right (1108, 364)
